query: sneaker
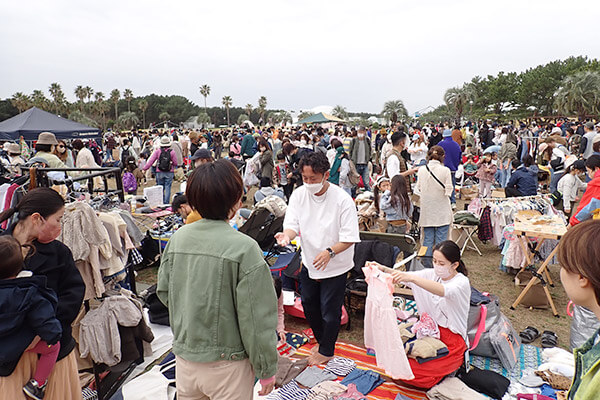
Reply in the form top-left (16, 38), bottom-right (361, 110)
top-left (452, 203), bottom-right (457, 210)
top-left (23, 379), bottom-right (46, 400)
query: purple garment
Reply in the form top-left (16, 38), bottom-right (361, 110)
top-left (143, 148), bottom-right (178, 172)
top-left (438, 137), bottom-right (462, 171)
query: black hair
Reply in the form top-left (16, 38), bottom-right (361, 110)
top-left (330, 139), bottom-right (343, 149)
top-left (390, 175), bottom-right (411, 215)
top-left (260, 176), bottom-right (272, 188)
top-left (276, 152), bottom-right (285, 161)
top-left (432, 240), bottom-right (468, 276)
top-left (586, 155), bottom-right (600, 171)
top-left (511, 159), bottom-right (521, 169)
top-left (391, 132), bottom-right (407, 146)
top-left (522, 155), bottom-right (534, 168)
top-left (298, 151), bottom-right (329, 175)
top-left (272, 275), bottom-right (282, 298)
top-left (123, 139), bottom-right (130, 146)
top-left (171, 194), bottom-right (188, 213)
top-left (35, 143), bottom-right (52, 153)
top-left (72, 139), bottom-right (84, 150)
top-left (186, 159), bottom-right (243, 220)
top-left (0, 236), bottom-right (26, 280)
top-left (0, 187), bottom-right (65, 225)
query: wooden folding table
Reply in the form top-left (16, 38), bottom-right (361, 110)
top-left (510, 213), bottom-right (567, 317)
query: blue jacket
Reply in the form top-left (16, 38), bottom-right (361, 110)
top-left (438, 137), bottom-right (462, 171)
top-left (506, 166), bottom-right (537, 196)
top-left (0, 274), bottom-right (62, 376)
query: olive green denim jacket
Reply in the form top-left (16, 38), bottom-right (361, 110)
top-left (157, 219), bottom-right (278, 379)
top-left (569, 328), bottom-right (600, 400)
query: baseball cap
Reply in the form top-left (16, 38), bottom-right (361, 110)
top-left (190, 148), bottom-right (212, 161)
top-left (442, 129), bottom-right (452, 138)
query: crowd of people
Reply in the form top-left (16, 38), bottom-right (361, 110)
top-left (0, 116), bottom-right (599, 399)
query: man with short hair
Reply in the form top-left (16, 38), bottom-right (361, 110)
top-left (580, 121), bottom-right (598, 160)
top-left (275, 152), bottom-right (359, 366)
top-left (349, 127), bottom-right (372, 191)
top-left (386, 132), bottom-right (417, 188)
top-left (437, 129), bottom-right (462, 207)
top-left (505, 159), bottom-right (537, 197)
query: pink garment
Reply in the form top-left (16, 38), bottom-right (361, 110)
top-left (362, 265), bottom-right (414, 380)
top-left (27, 340), bottom-right (60, 385)
top-left (412, 312), bottom-right (440, 339)
top-left (334, 383), bottom-right (365, 399)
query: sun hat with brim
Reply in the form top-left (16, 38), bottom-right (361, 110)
top-left (6, 143), bottom-right (21, 155)
top-left (190, 148), bottom-right (212, 161)
top-left (551, 127), bottom-right (562, 135)
top-left (593, 135), bottom-right (600, 144)
top-left (564, 155), bottom-right (578, 171)
top-left (159, 136), bottom-right (172, 147)
top-left (37, 132), bottom-right (58, 145)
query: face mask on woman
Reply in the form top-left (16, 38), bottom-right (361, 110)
top-left (304, 176), bottom-right (325, 196)
top-left (433, 263), bottom-right (453, 279)
top-left (300, 140), bottom-right (307, 146)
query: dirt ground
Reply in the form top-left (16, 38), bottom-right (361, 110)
top-left (135, 178), bottom-right (572, 350)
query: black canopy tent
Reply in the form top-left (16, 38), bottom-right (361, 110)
top-left (0, 107), bottom-right (100, 141)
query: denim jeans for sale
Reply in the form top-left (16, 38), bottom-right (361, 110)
top-left (355, 164), bottom-right (371, 191)
top-left (156, 171), bottom-right (174, 204)
top-left (340, 368), bottom-right (384, 395)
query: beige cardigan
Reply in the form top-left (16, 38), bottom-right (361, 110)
top-left (416, 160), bottom-right (453, 227)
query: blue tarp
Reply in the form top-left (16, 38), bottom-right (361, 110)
top-left (0, 107), bottom-right (100, 141)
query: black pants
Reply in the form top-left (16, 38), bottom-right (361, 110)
top-left (505, 187), bottom-right (523, 197)
top-left (299, 265), bottom-right (347, 357)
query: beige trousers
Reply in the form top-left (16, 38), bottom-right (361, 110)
top-left (176, 355), bottom-right (255, 400)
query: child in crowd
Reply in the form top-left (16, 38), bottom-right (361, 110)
top-left (0, 236), bottom-right (62, 400)
top-left (123, 156), bottom-right (145, 195)
top-left (476, 152), bottom-right (497, 198)
top-left (463, 155), bottom-right (478, 176)
top-left (274, 152), bottom-right (292, 199)
top-left (371, 176), bottom-right (390, 231)
top-left (557, 220), bottom-right (600, 399)
top-left (380, 174), bottom-right (414, 234)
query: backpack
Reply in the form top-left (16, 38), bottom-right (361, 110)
top-left (123, 171), bottom-right (137, 193)
top-left (121, 146), bottom-right (131, 161)
top-left (158, 148), bottom-right (172, 172)
top-left (348, 161), bottom-right (361, 186)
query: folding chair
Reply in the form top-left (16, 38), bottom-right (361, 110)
top-left (452, 223), bottom-right (482, 256)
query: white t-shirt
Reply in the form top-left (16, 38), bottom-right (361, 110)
top-left (386, 153), bottom-right (400, 178)
top-left (405, 269), bottom-right (470, 343)
top-left (283, 184), bottom-right (360, 279)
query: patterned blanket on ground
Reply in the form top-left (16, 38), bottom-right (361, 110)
top-left (469, 344), bottom-right (543, 380)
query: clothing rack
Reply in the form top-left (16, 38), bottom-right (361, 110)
top-left (83, 267), bottom-right (142, 400)
top-left (23, 167), bottom-right (125, 202)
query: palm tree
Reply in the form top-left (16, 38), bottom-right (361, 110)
top-left (31, 90), bottom-right (49, 110)
top-left (74, 85), bottom-right (86, 111)
top-left (10, 92), bottom-right (31, 113)
top-left (84, 86), bottom-right (94, 103)
top-left (199, 84), bottom-right (211, 113)
top-left (138, 99), bottom-right (149, 128)
top-left (554, 71), bottom-right (600, 118)
top-left (237, 113), bottom-right (249, 125)
top-left (118, 111), bottom-right (140, 130)
top-left (222, 95), bottom-right (232, 127)
top-left (257, 96), bottom-right (267, 124)
top-left (198, 112), bottom-right (211, 127)
top-left (94, 91), bottom-right (105, 102)
top-left (444, 85), bottom-right (475, 124)
top-left (382, 100), bottom-right (408, 125)
top-left (159, 111), bottom-right (170, 122)
top-left (49, 83), bottom-right (67, 114)
top-left (123, 89), bottom-right (133, 112)
top-left (95, 100), bottom-right (110, 130)
top-left (332, 105), bottom-right (348, 119)
top-left (245, 103), bottom-right (253, 118)
top-left (109, 89), bottom-right (120, 121)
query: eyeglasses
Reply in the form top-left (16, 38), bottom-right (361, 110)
top-left (57, 145), bottom-right (65, 148)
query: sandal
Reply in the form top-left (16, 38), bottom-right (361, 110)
top-left (541, 330), bottom-right (558, 348)
top-left (519, 326), bottom-right (540, 344)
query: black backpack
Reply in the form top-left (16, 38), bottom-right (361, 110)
top-left (158, 148), bottom-right (172, 172)
top-left (121, 146), bottom-right (131, 161)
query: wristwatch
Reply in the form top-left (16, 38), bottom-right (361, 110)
top-left (326, 247), bottom-right (336, 258)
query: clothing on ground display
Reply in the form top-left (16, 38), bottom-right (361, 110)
top-left (294, 365), bottom-right (337, 388)
top-left (340, 368), bottom-right (384, 395)
top-left (324, 357), bottom-right (356, 376)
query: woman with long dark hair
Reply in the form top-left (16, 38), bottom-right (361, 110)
top-left (380, 174), bottom-right (413, 234)
top-left (0, 188), bottom-right (84, 399)
top-left (369, 240), bottom-right (470, 389)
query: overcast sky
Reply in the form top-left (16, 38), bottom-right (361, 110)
top-left (2, 0), bottom-right (599, 115)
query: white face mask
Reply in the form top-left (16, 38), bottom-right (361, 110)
top-left (304, 176), bottom-right (325, 195)
top-left (434, 264), bottom-right (453, 279)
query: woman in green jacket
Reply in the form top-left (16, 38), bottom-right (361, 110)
top-left (558, 220), bottom-right (600, 400)
top-left (157, 159), bottom-right (278, 399)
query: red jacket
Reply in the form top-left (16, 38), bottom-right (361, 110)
top-left (570, 170), bottom-right (600, 225)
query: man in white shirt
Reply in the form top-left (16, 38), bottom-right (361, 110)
top-left (386, 132), bottom-right (418, 183)
top-left (276, 152), bottom-right (360, 365)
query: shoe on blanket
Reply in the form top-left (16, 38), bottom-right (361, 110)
top-left (519, 326), bottom-right (540, 344)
